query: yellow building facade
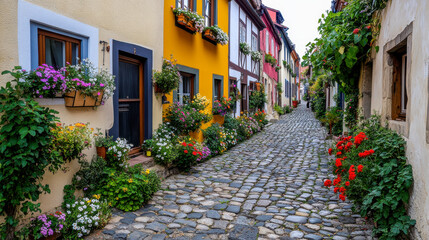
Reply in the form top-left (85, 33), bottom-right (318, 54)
top-left (163, 0), bottom-right (229, 135)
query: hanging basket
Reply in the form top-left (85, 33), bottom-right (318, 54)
top-left (154, 84), bottom-right (164, 94)
top-left (64, 90), bottom-right (103, 107)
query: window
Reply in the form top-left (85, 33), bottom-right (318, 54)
top-left (177, 0), bottom-right (194, 10)
top-left (176, 72), bottom-right (195, 104)
top-left (203, 0), bottom-right (215, 27)
top-left (38, 29), bottom-right (81, 69)
top-left (265, 31), bottom-right (269, 53)
top-left (214, 79), bottom-right (222, 101)
top-left (251, 33), bottom-right (258, 51)
top-left (271, 39), bottom-right (274, 55)
top-left (229, 79), bottom-right (237, 97)
top-left (239, 21), bottom-right (246, 43)
top-left (391, 45), bottom-right (408, 120)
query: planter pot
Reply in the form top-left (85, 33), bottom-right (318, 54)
top-left (189, 129), bottom-right (204, 143)
top-left (203, 29), bottom-right (216, 41)
top-left (154, 84), bottom-right (164, 94)
top-left (186, 21), bottom-right (197, 32)
top-left (64, 90), bottom-right (103, 107)
top-left (176, 13), bottom-right (187, 26)
top-left (146, 150), bottom-right (152, 157)
top-left (96, 146), bottom-right (107, 159)
top-left (292, 100), bottom-right (298, 108)
top-left (256, 82), bottom-right (261, 91)
top-left (213, 115), bottom-right (225, 125)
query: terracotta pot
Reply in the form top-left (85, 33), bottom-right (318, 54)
top-left (176, 13), bottom-right (187, 26)
top-left (64, 90), bottom-right (103, 107)
top-left (213, 115), bottom-right (225, 125)
top-left (292, 100), bottom-right (298, 108)
top-left (203, 29), bottom-right (216, 41)
top-left (256, 82), bottom-right (261, 91)
top-left (96, 146), bottom-right (107, 159)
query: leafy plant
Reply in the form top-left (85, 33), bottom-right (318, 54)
top-left (102, 166), bottom-right (160, 211)
top-left (321, 108), bottom-right (341, 134)
top-left (149, 123), bottom-right (179, 166)
top-left (212, 96), bottom-right (234, 116)
top-left (153, 56), bottom-right (181, 94)
top-left (0, 79), bottom-right (64, 239)
top-left (276, 82), bottom-right (283, 94)
top-left (63, 196), bottom-right (111, 239)
top-left (249, 85), bottom-right (266, 111)
top-left (251, 51), bottom-right (261, 62)
top-left (171, 6), bottom-right (204, 33)
top-left (324, 116), bottom-right (415, 239)
top-left (105, 138), bottom-right (132, 169)
top-left (165, 101), bottom-right (211, 135)
top-left (239, 42), bottom-right (251, 55)
top-left (72, 157), bottom-right (110, 198)
top-left (264, 53), bottom-right (277, 67)
top-left (176, 137), bottom-right (203, 170)
top-left (93, 128), bottom-right (114, 148)
top-left (274, 104), bottom-right (284, 115)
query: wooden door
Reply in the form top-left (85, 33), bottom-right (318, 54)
top-left (118, 55), bottom-right (144, 154)
top-left (241, 83), bottom-right (248, 112)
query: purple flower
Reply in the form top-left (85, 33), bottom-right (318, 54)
top-left (36, 72), bottom-right (42, 77)
top-left (84, 187), bottom-right (88, 191)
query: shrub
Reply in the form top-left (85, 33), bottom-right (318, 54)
top-left (0, 80), bottom-right (66, 239)
top-left (237, 115), bottom-right (260, 139)
top-left (321, 108), bottom-right (341, 135)
top-left (176, 137), bottom-right (203, 170)
top-left (324, 116), bottom-right (415, 239)
top-left (102, 166), bottom-right (160, 211)
top-left (165, 102), bottom-right (211, 135)
top-left (274, 104), bottom-right (284, 115)
top-left (51, 122), bottom-right (93, 163)
top-left (283, 105), bottom-right (292, 114)
top-left (223, 115), bottom-right (246, 142)
top-left (72, 157), bottom-right (110, 198)
top-left (149, 123), bottom-right (179, 166)
top-left (203, 124), bottom-right (227, 156)
top-left (25, 212), bottom-right (66, 239)
top-left (105, 138), bottom-right (132, 169)
top-left (63, 196), bottom-right (111, 239)
top-left (212, 96), bottom-right (234, 116)
top-left (249, 85), bottom-right (266, 111)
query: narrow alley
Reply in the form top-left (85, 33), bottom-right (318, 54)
top-left (88, 104), bottom-right (373, 240)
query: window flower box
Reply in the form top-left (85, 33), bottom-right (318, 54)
top-left (64, 90), bottom-right (104, 107)
top-left (212, 115), bottom-right (225, 125)
top-left (202, 25), bottom-right (228, 45)
top-left (172, 7), bottom-right (204, 34)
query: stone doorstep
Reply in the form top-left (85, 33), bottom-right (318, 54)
top-left (128, 155), bottom-right (179, 180)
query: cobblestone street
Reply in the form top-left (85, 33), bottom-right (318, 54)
top-left (88, 104), bottom-right (373, 240)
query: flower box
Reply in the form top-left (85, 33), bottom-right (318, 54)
top-left (96, 146), bottom-right (107, 159)
top-left (213, 115), bottom-right (225, 125)
top-left (203, 29), bottom-right (217, 42)
top-left (175, 13), bottom-right (197, 34)
top-left (64, 90), bottom-right (103, 107)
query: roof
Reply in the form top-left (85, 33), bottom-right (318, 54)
top-left (264, 6), bottom-right (285, 24)
top-left (236, 0), bottom-right (266, 30)
top-left (260, 4), bottom-right (282, 45)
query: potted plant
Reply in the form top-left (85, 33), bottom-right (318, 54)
top-left (275, 65), bottom-right (281, 72)
top-left (203, 25), bottom-right (229, 45)
top-left (142, 139), bottom-right (153, 157)
top-left (94, 129), bottom-right (114, 159)
top-left (171, 7), bottom-right (204, 33)
top-left (27, 212), bottom-right (66, 240)
top-left (251, 51), bottom-right (261, 62)
top-left (212, 96), bottom-right (234, 124)
top-left (292, 97), bottom-right (298, 108)
top-left (239, 42), bottom-right (251, 55)
top-left (264, 53), bottom-right (277, 67)
top-left (153, 56), bottom-right (180, 103)
top-left (64, 59), bottom-right (115, 107)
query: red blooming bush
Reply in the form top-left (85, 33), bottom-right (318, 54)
top-left (324, 116), bottom-right (415, 239)
top-left (176, 137), bottom-right (202, 171)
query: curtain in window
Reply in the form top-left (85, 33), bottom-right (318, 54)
top-left (45, 38), bottom-right (64, 69)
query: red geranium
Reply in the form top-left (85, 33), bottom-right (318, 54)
top-left (324, 179), bottom-right (332, 187)
top-left (357, 164), bottom-right (364, 172)
top-left (353, 28), bottom-right (360, 34)
top-left (328, 148), bottom-right (333, 155)
top-left (345, 181), bottom-right (350, 186)
top-left (339, 194), bottom-right (346, 201)
top-left (335, 158), bottom-right (343, 167)
top-left (184, 150), bottom-right (188, 153)
top-left (182, 142), bottom-right (187, 147)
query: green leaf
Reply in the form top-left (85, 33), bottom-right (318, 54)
top-left (19, 127), bottom-right (29, 138)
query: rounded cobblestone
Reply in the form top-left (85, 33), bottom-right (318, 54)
top-left (86, 104), bottom-right (373, 239)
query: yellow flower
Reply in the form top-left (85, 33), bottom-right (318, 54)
top-left (87, 200), bottom-right (92, 204)
top-left (108, 202), bottom-right (112, 206)
top-left (115, 197), bottom-right (119, 200)
top-left (128, 178), bottom-right (133, 183)
top-left (146, 169), bottom-right (150, 174)
top-left (123, 187), bottom-right (128, 192)
top-left (111, 173), bottom-right (114, 176)
top-left (93, 194), bottom-right (101, 200)
top-left (145, 180), bottom-right (149, 183)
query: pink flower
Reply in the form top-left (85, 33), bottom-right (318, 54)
top-left (100, 83), bottom-right (105, 87)
top-left (97, 92), bottom-right (101, 96)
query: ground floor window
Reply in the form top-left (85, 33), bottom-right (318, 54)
top-left (176, 72), bottom-right (195, 104)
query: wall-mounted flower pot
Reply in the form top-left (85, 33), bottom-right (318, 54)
top-left (202, 29), bottom-right (217, 45)
top-left (256, 82), bottom-right (261, 91)
top-left (213, 115), bottom-right (225, 125)
top-left (292, 100), bottom-right (298, 108)
top-left (96, 146), bottom-right (107, 159)
top-left (154, 84), bottom-right (163, 94)
top-left (64, 90), bottom-right (103, 107)
top-left (175, 14), bottom-right (197, 34)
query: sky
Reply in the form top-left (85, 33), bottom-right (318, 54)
top-left (262, 0), bottom-right (332, 59)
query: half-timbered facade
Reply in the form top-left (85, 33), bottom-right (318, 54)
top-left (228, 0), bottom-right (265, 115)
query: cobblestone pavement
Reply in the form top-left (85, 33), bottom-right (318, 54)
top-left (87, 103), bottom-right (373, 240)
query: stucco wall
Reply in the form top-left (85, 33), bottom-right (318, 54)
top-left (163, 0), bottom-right (229, 120)
top-left (369, 0), bottom-right (429, 238)
top-left (0, 0), bottom-right (164, 215)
